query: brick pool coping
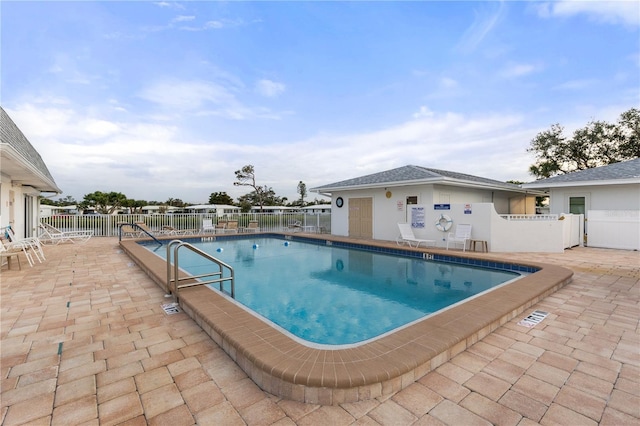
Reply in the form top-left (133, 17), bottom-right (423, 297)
top-left (120, 234), bottom-right (573, 405)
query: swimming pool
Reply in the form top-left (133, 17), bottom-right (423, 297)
top-left (153, 237), bottom-right (521, 345)
top-left (121, 233), bottom-right (572, 404)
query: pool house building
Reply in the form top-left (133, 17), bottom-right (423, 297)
top-left (311, 165), bottom-right (581, 253)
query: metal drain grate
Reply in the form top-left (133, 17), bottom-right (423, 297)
top-left (162, 302), bottom-right (181, 315)
top-left (518, 310), bottom-right (549, 328)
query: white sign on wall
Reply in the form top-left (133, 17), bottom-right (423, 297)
top-left (410, 205), bottom-right (426, 228)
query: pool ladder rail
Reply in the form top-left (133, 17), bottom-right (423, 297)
top-left (166, 240), bottom-right (235, 299)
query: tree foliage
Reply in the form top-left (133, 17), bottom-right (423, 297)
top-left (528, 108), bottom-right (639, 179)
top-left (80, 191), bottom-right (128, 214)
top-left (208, 192), bottom-right (235, 205)
top-left (237, 186), bottom-right (285, 207)
top-left (296, 181), bottom-right (307, 207)
top-left (165, 198), bottom-right (186, 207)
top-left (122, 198), bottom-right (147, 213)
top-left (234, 165), bottom-right (266, 209)
top-left (40, 195), bottom-right (77, 206)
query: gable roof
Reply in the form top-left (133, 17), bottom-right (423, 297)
top-left (0, 107), bottom-right (62, 193)
top-left (311, 165), bottom-right (532, 194)
top-left (523, 158), bottom-right (640, 189)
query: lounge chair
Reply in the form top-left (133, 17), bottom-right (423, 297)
top-left (39, 223), bottom-right (93, 244)
top-left (242, 221), bottom-right (260, 233)
top-left (223, 220), bottom-right (239, 234)
top-left (134, 222), bottom-right (162, 236)
top-left (285, 221), bottom-right (302, 232)
top-left (202, 219), bottom-right (216, 234)
top-left (1, 238), bottom-right (33, 269)
top-left (119, 224), bottom-right (143, 238)
top-left (162, 226), bottom-right (198, 236)
top-left (6, 227), bottom-right (45, 263)
top-left (397, 223), bottom-right (436, 248)
top-left (446, 224), bottom-right (472, 251)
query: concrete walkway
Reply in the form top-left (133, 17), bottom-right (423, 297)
top-left (1, 238), bottom-right (638, 425)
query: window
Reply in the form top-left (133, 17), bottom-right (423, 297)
top-left (569, 197), bottom-right (585, 215)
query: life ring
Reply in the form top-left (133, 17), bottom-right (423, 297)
top-left (435, 214), bottom-right (453, 232)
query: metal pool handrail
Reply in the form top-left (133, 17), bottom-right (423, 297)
top-left (118, 222), bottom-right (163, 247)
top-left (166, 240), bottom-right (235, 298)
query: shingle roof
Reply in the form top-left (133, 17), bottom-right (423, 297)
top-left (524, 158), bottom-right (640, 187)
top-left (0, 107), bottom-right (61, 193)
top-left (312, 165), bottom-right (523, 192)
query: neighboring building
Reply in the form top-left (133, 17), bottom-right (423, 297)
top-left (39, 205), bottom-right (77, 217)
top-left (300, 204), bottom-right (331, 214)
top-left (523, 158), bottom-right (640, 250)
top-left (1, 107), bottom-right (62, 238)
top-left (184, 204), bottom-right (240, 216)
top-left (140, 205), bottom-right (179, 215)
top-left (250, 206), bottom-right (295, 214)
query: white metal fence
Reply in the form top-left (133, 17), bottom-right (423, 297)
top-left (40, 213), bottom-right (331, 237)
top-left (499, 214), bottom-right (559, 221)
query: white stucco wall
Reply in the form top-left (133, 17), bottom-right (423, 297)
top-left (330, 184), bottom-right (527, 239)
top-left (548, 184), bottom-right (640, 214)
top-left (0, 176), bottom-right (41, 238)
top-left (330, 190), bottom-right (568, 252)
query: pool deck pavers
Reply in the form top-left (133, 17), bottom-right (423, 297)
top-left (1, 237), bottom-right (638, 425)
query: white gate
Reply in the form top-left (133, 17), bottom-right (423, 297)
top-left (587, 210), bottom-right (640, 250)
top-left (562, 213), bottom-right (583, 248)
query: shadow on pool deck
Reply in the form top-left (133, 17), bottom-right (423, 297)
top-left (1, 236), bottom-right (638, 425)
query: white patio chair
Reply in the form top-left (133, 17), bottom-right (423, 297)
top-left (1, 237), bottom-right (36, 267)
top-left (6, 227), bottom-right (45, 263)
top-left (397, 223), bottom-right (436, 248)
top-left (202, 219), bottom-right (216, 234)
top-left (446, 224), bottom-right (472, 251)
top-left (242, 221), bottom-right (260, 233)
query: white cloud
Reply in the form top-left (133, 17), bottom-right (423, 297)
top-left (138, 79), bottom-right (237, 110)
top-left (256, 79), bottom-right (286, 97)
top-left (500, 63), bottom-right (542, 78)
top-left (553, 78), bottom-right (598, 90)
top-left (412, 106), bottom-right (434, 119)
top-left (440, 77), bottom-right (459, 89)
top-left (456, 1), bottom-right (505, 53)
top-left (172, 15), bottom-right (195, 23)
top-left (535, 0), bottom-right (640, 27)
top-left (153, 2), bottom-right (185, 10)
top-left (8, 102), bottom-right (541, 203)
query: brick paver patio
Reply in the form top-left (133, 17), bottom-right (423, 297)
top-left (1, 238), bottom-right (638, 425)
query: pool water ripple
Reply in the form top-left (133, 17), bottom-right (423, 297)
top-left (154, 237), bottom-right (520, 345)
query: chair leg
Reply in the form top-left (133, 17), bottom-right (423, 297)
top-left (22, 249), bottom-right (34, 267)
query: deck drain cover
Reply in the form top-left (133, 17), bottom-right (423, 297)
top-left (162, 303), bottom-right (181, 315)
top-left (518, 310), bottom-right (549, 328)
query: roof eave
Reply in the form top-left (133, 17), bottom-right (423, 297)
top-left (0, 143), bottom-right (62, 194)
top-left (523, 177), bottom-right (640, 190)
top-left (312, 177), bottom-right (544, 196)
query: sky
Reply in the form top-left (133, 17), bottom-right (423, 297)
top-left (2, 1), bottom-right (638, 204)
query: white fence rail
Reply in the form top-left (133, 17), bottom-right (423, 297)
top-left (40, 213), bottom-right (331, 237)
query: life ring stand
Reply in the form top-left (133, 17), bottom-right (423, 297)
top-left (435, 214), bottom-right (453, 232)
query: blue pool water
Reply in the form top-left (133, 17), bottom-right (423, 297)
top-left (153, 237), bottom-right (521, 345)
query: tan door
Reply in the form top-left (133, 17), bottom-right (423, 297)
top-left (348, 197), bottom-right (373, 239)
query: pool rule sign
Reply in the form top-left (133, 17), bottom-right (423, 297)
top-left (410, 205), bottom-right (426, 228)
